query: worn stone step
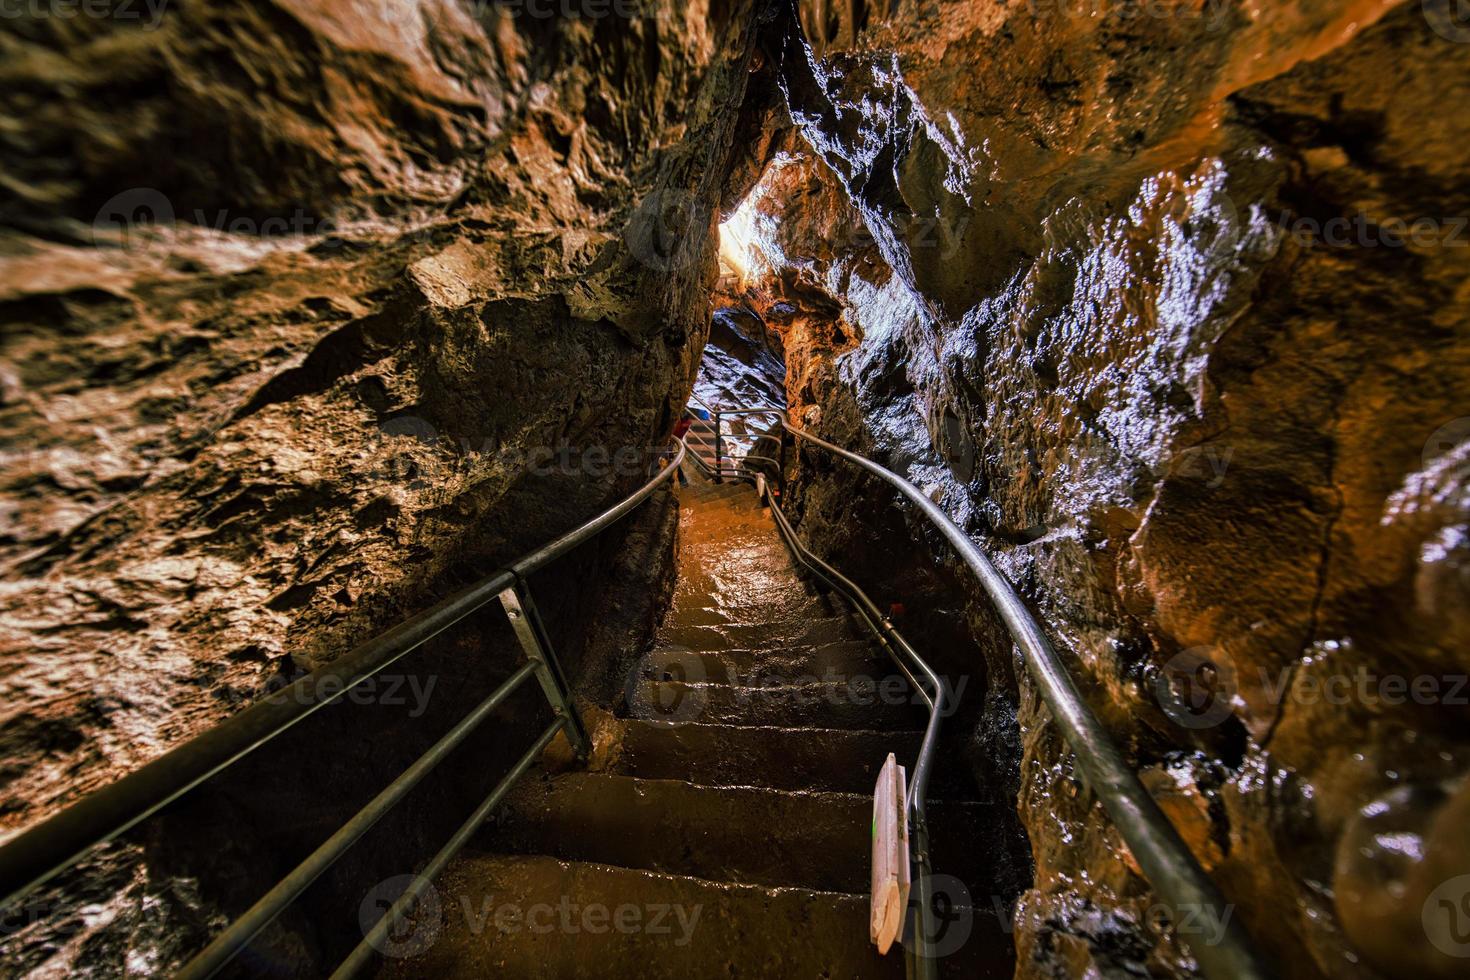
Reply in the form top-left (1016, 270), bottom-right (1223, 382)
top-left (607, 719), bottom-right (971, 797)
top-left (680, 480), bottom-right (752, 500)
top-left (625, 675), bottom-right (926, 730)
top-left (661, 592), bottom-right (829, 629)
top-left (675, 539), bottom-right (799, 566)
top-left (683, 482), bottom-right (749, 499)
top-left (668, 569), bottom-right (818, 609)
top-left (484, 774), bottom-right (996, 895)
top-left (642, 638), bottom-right (892, 681)
top-left (657, 614), bottom-right (860, 653)
top-left (374, 854), bottom-right (926, 979)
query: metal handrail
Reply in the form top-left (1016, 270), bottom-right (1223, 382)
top-left (686, 402), bottom-right (786, 485)
top-left (687, 391), bottom-right (719, 417)
top-left (682, 406), bottom-right (761, 483)
top-left (704, 433), bottom-right (943, 979)
top-left (702, 402), bottom-right (1270, 980)
top-left (679, 420), bottom-right (736, 481)
top-left (761, 482), bottom-right (946, 980)
top-left (176, 660), bottom-right (542, 979)
top-left (0, 439), bottom-right (688, 979)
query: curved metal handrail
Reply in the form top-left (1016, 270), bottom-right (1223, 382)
top-left (510, 441), bottom-right (688, 576)
top-left (687, 391), bottom-right (719, 417)
top-left (705, 432), bottom-right (944, 979)
top-left (0, 439), bottom-right (689, 977)
top-left (706, 402), bottom-right (1270, 980)
top-left (761, 492), bottom-right (947, 980)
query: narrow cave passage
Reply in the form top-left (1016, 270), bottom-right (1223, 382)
top-left (2, 1), bottom-right (1468, 979)
top-left (380, 192), bottom-right (1033, 975)
top-left (384, 459), bottom-right (1018, 977)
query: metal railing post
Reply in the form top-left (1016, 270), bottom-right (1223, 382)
top-left (498, 585), bottom-right (591, 760)
top-left (712, 411), bottom-right (723, 483)
top-left (903, 811), bottom-right (939, 980)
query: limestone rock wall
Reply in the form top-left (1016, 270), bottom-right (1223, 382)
top-left (754, 1), bottom-right (1470, 976)
top-left (0, 0), bottom-right (764, 972)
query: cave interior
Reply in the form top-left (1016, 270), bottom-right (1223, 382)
top-left (1, 1), bottom-right (1469, 979)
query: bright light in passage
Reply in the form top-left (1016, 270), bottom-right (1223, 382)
top-left (718, 192), bottom-right (761, 282)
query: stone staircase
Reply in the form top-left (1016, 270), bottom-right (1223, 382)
top-left (379, 476), bottom-right (1012, 978)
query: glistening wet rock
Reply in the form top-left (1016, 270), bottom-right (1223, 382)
top-left (1, 1), bottom-right (765, 973)
top-left (747, 1), bottom-right (1470, 976)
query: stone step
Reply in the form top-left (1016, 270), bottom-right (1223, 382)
top-left (374, 854), bottom-right (926, 979)
top-left (607, 719), bottom-right (972, 797)
top-left (668, 562), bottom-right (815, 602)
top-left (625, 675), bottom-right (926, 729)
top-left (484, 773), bottom-right (997, 895)
top-left (642, 638), bottom-right (891, 681)
top-left (661, 592), bottom-right (830, 629)
top-left (680, 478), bottom-right (751, 498)
top-left (657, 614), bottom-right (860, 653)
top-left (682, 472), bottom-right (743, 487)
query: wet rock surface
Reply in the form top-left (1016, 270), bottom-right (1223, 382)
top-left (1, 0), bottom-right (766, 973)
top-left (741, 1), bottom-right (1470, 977)
top-left (4, 0), bottom-right (1468, 976)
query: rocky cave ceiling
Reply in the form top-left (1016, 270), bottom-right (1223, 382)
top-left (2, 0), bottom-right (1469, 978)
